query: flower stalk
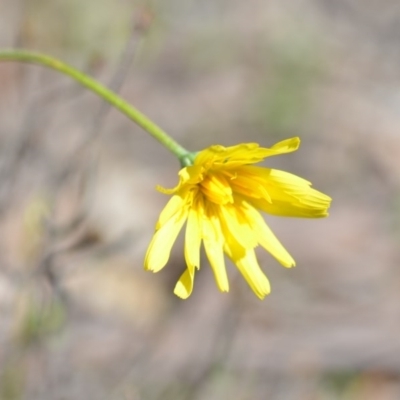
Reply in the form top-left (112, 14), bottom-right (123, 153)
top-left (0, 49), bottom-right (189, 161)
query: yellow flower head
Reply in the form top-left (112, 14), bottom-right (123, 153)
top-left (145, 137), bottom-right (331, 299)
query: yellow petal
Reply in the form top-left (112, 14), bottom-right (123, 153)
top-left (269, 137), bottom-right (300, 155)
top-left (178, 165), bottom-right (204, 185)
top-left (157, 165), bottom-right (204, 194)
top-left (155, 193), bottom-right (185, 230)
top-left (242, 202), bottom-right (295, 267)
top-left (229, 170), bottom-right (272, 202)
top-left (200, 173), bottom-right (233, 204)
top-left (174, 268), bottom-right (195, 299)
top-left (206, 143), bottom-right (261, 166)
top-left (220, 138), bottom-right (300, 167)
top-left (195, 143), bottom-right (263, 169)
top-left (209, 144), bottom-right (269, 169)
top-left (185, 205), bottom-right (202, 271)
top-left (202, 207), bottom-right (229, 292)
top-left (224, 237), bottom-right (270, 299)
top-left (194, 138), bottom-right (300, 170)
top-left (242, 167), bottom-right (331, 217)
top-left (235, 249), bottom-right (271, 299)
top-left (218, 203), bottom-right (258, 249)
top-left (144, 207), bottom-right (188, 272)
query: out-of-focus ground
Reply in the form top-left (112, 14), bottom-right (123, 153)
top-left (1, 1), bottom-right (400, 399)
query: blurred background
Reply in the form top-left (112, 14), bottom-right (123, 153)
top-left (1, 0), bottom-right (400, 399)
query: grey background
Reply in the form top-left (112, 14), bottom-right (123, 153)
top-left (1, 1), bottom-right (400, 399)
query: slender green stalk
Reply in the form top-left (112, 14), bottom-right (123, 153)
top-left (0, 49), bottom-right (189, 160)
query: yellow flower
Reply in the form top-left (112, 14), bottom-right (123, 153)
top-left (145, 137), bottom-right (331, 299)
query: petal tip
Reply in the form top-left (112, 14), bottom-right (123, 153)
top-left (256, 285), bottom-right (271, 300)
top-left (174, 279), bottom-right (191, 299)
top-left (174, 288), bottom-right (190, 300)
top-left (282, 259), bottom-right (296, 268)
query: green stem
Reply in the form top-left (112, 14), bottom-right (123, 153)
top-left (0, 49), bottom-right (189, 160)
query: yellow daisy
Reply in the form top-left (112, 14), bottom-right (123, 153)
top-left (145, 137), bottom-right (331, 299)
